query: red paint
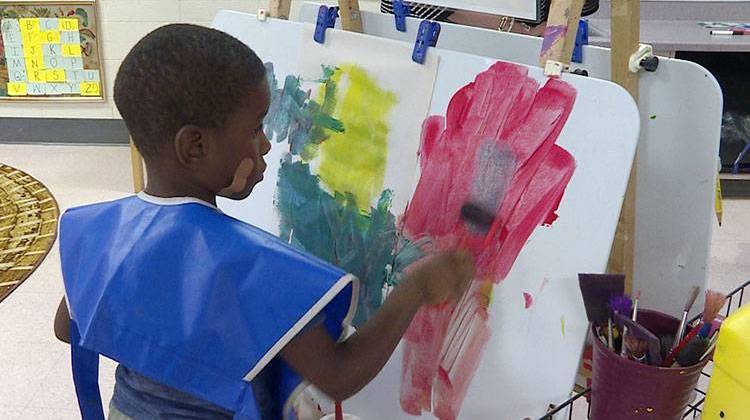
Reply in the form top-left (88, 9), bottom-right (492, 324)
top-left (403, 61), bottom-right (576, 281)
top-left (400, 62), bottom-right (577, 418)
top-left (335, 402), bottom-right (343, 420)
top-left (524, 292), bottom-right (534, 309)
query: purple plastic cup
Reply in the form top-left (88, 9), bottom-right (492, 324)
top-left (590, 309), bottom-right (708, 419)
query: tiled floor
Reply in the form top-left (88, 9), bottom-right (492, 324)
top-left (1, 143), bottom-right (748, 419)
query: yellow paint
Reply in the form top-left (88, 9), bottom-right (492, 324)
top-left (27, 68), bottom-right (46, 83)
top-left (19, 18), bottom-right (40, 34)
top-left (80, 81), bottom-right (101, 96)
top-left (715, 173), bottom-right (723, 226)
top-left (560, 316), bottom-right (566, 337)
top-left (62, 44), bottom-right (82, 57)
top-left (703, 304), bottom-right (750, 418)
top-left (45, 69), bottom-right (66, 83)
top-left (7, 82), bottom-right (27, 96)
top-left (316, 64), bottom-right (397, 211)
top-left (41, 30), bottom-right (60, 44)
top-left (479, 280), bottom-right (494, 308)
top-left (59, 18), bottom-right (79, 31)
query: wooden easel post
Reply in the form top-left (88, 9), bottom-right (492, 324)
top-left (337, 0), bottom-right (364, 32)
top-left (543, 0), bottom-right (640, 290)
top-left (607, 0), bottom-right (640, 291)
top-left (539, 0), bottom-right (585, 74)
top-left (268, 0), bottom-right (292, 19)
top-left (268, 0), bottom-right (292, 20)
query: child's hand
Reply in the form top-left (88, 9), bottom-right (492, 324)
top-left (407, 250), bottom-right (475, 305)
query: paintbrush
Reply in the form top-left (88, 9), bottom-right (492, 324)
top-left (610, 294), bottom-right (632, 355)
top-left (335, 401), bottom-right (343, 420)
top-left (631, 290), bottom-right (641, 322)
top-left (621, 290), bottom-right (641, 356)
top-left (672, 286), bottom-right (701, 351)
top-left (699, 330), bottom-right (721, 362)
top-left (433, 199), bottom-right (497, 390)
top-left (664, 289), bottom-right (726, 367)
top-left (614, 313), bottom-right (662, 365)
top-left (624, 334), bottom-right (648, 363)
top-left (673, 335), bottom-right (709, 367)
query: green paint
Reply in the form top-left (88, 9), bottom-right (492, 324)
top-left (263, 63), bottom-right (344, 156)
top-left (276, 157), bottom-right (401, 325)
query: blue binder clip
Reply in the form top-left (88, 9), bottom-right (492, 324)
top-left (393, 0), bottom-right (410, 32)
top-left (314, 5), bottom-right (339, 44)
top-left (412, 20), bottom-right (440, 64)
top-left (572, 19), bottom-right (588, 63)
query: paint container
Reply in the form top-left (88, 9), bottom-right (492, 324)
top-left (320, 414), bottom-right (363, 420)
top-left (590, 309), bottom-right (708, 420)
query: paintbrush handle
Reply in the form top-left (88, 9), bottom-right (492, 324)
top-left (664, 322), bottom-right (702, 367)
top-left (672, 312), bottom-right (689, 350)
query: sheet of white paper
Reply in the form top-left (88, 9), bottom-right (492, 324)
top-left (296, 24), bottom-right (438, 214)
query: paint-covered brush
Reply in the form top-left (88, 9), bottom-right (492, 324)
top-left (673, 335), bottom-right (710, 367)
top-left (460, 203), bottom-right (495, 234)
top-left (631, 290), bottom-right (641, 322)
top-left (578, 274), bottom-right (626, 325)
top-left (672, 286), bottom-right (701, 351)
top-left (335, 401), bottom-right (343, 420)
top-left (624, 334), bottom-right (648, 363)
top-left (664, 289), bottom-right (726, 367)
top-left (459, 141), bottom-right (515, 239)
top-left (609, 294), bottom-right (632, 355)
top-left (699, 330), bottom-right (721, 363)
top-left (621, 290), bottom-right (642, 356)
top-left (614, 313), bottom-right (662, 365)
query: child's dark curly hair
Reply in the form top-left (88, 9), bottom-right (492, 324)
top-left (114, 24), bottom-right (266, 159)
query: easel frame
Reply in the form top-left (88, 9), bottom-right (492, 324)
top-left (128, 0), bottom-right (640, 283)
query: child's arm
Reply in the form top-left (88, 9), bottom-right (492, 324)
top-left (54, 297), bottom-right (71, 343)
top-left (280, 250), bottom-right (473, 401)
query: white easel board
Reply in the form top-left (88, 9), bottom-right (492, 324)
top-left (213, 10), bottom-right (639, 419)
top-left (300, 3), bottom-right (724, 321)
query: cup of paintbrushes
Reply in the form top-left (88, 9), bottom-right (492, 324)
top-left (590, 309), bottom-right (710, 420)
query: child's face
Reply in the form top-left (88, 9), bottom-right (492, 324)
top-left (214, 81), bottom-right (272, 200)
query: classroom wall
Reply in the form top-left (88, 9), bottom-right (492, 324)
top-left (0, 0), bottom-right (380, 120)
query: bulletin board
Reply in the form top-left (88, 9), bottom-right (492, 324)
top-left (0, 0), bottom-right (103, 100)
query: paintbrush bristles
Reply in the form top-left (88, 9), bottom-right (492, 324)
top-left (609, 295), bottom-right (633, 316)
top-left (702, 290), bottom-right (727, 325)
top-left (685, 286), bottom-right (700, 312)
top-left (624, 335), bottom-right (648, 359)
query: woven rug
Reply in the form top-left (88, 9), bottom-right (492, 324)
top-left (0, 164), bottom-right (59, 303)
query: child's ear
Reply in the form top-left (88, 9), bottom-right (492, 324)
top-left (174, 125), bottom-right (211, 168)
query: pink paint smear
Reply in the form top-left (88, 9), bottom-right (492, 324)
top-left (523, 292), bottom-right (534, 309)
top-left (399, 62), bottom-right (577, 419)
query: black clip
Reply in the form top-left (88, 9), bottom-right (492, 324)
top-left (412, 20), bottom-right (440, 64)
top-left (314, 5), bottom-right (339, 44)
top-left (393, 0), bottom-right (410, 32)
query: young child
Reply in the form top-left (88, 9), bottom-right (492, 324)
top-left (54, 24), bottom-right (474, 419)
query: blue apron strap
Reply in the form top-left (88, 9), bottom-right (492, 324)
top-left (70, 320), bottom-right (105, 420)
top-left (233, 383), bottom-right (261, 420)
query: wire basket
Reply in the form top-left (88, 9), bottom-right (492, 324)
top-left (539, 278), bottom-right (750, 420)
